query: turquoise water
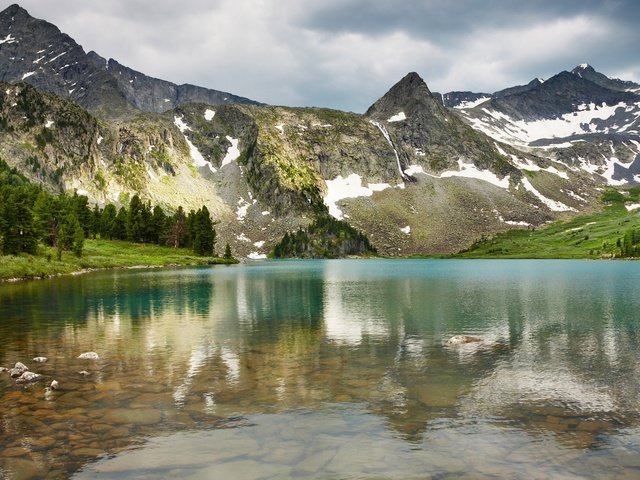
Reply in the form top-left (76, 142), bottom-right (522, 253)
top-left (0, 259), bottom-right (639, 478)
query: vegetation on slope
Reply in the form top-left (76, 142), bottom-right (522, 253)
top-left (456, 188), bottom-right (640, 259)
top-left (271, 216), bottom-right (377, 259)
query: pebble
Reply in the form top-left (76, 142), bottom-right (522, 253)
top-left (78, 370), bottom-right (91, 376)
top-left (33, 357), bottom-right (48, 363)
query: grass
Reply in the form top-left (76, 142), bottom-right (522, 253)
top-left (0, 239), bottom-right (238, 281)
top-left (455, 203), bottom-right (640, 259)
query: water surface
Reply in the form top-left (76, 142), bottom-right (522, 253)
top-left (1, 259), bottom-right (639, 479)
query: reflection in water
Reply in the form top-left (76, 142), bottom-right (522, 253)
top-left (0, 260), bottom-right (639, 478)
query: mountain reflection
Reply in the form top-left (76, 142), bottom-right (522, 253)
top-left (1, 260), bottom-right (640, 477)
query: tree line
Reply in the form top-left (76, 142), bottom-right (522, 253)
top-left (0, 159), bottom-right (219, 258)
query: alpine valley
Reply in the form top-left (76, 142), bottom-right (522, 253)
top-left (2, 4), bottom-right (640, 257)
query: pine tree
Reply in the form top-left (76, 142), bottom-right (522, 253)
top-left (112, 206), bottom-right (128, 240)
top-left (126, 195), bottom-right (144, 242)
top-left (150, 205), bottom-right (167, 244)
top-left (170, 206), bottom-right (186, 248)
top-left (224, 242), bottom-right (233, 259)
top-left (100, 204), bottom-right (117, 239)
top-left (192, 206), bottom-right (216, 255)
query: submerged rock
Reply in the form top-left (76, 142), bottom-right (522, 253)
top-left (0, 367), bottom-right (7, 372)
top-left (446, 335), bottom-right (483, 345)
top-left (15, 371), bottom-right (42, 384)
top-left (50, 380), bottom-right (59, 390)
top-left (78, 370), bottom-right (91, 376)
top-left (77, 352), bottom-right (100, 360)
top-left (33, 357), bottom-right (48, 363)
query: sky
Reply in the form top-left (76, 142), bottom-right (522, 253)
top-left (5, 0), bottom-right (640, 112)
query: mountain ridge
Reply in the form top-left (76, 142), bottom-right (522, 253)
top-left (0, 4), bottom-right (261, 118)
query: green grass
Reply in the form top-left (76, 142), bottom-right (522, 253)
top-left (0, 239), bottom-right (238, 281)
top-left (455, 203), bottom-right (640, 259)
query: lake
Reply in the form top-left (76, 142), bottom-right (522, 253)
top-left (1, 259), bottom-right (640, 479)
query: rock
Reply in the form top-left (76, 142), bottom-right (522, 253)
top-left (78, 352), bottom-right (100, 360)
top-left (50, 380), bottom-right (59, 390)
top-left (0, 367), bottom-right (7, 372)
top-left (32, 357), bottom-right (48, 363)
top-left (1, 446), bottom-right (31, 457)
top-left (103, 408), bottom-right (161, 425)
top-left (9, 362), bottom-right (29, 377)
top-left (16, 371), bottom-right (42, 384)
top-left (78, 370), bottom-right (91, 376)
top-left (446, 335), bottom-right (483, 345)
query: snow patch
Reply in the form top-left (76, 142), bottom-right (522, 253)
top-left (371, 121), bottom-right (406, 179)
top-left (204, 109), bottom-right (215, 121)
top-left (521, 177), bottom-right (576, 212)
top-left (261, 211), bottom-right (270, 216)
top-left (387, 111), bottom-right (406, 122)
top-left (236, 233), bottom-right (250, 243)
top-left (44, 120), bottom-right (54, 128)
top-left (236, 198), bottom-right (251, 221)
top-left (324, 174), bottom-right (392, 219)
top-left (440, 159), bottom-right (510, 189)
top-left (253, 240), bottom-right (265, 248)
top-left (97, 136), bottom-right (103, 145)
top-left (0, 34), bottom-right (16, 45)
top-left (404, 165), bottom-right (426, 176)
top-left (248, 252), bottom-right (267, 260)
top-left (275, 124), bottom-right (284, 134)
top-left (174, 116), bottom-right (216, 173)
top-left (400, 226), bottom-right (411, 234)
top-left (221, 137), bottom-right (240, 167)
top-left (625, 203), bottom-right (640, 211)
top-left (21, 71), bottom-right (36, 80)
top-left (454, 96), bottom-right (491, 109)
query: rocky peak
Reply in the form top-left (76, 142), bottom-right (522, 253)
top-left (365, 72), bottom-right (444, 121)
top-left (571, 63), bottom-right (640, 92)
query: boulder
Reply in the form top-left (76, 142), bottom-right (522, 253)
top-left (9, 362), bottom-right (29, 378)
top-left (77, 352), bottom-right (100, 360)
top-left (15, 371), bottom-right (42, 384)
top-left (446, 335), bottom-right (484, 345)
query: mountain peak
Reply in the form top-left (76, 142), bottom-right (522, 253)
top-left (572, 64), bottom-right (596, 77)
top-left (365, 71), bottom-right (436, 118)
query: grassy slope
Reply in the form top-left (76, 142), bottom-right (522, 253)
top-left (455, 202), bottom-right (640, 259)
top-left (0, 239), bottom-right (238, 281)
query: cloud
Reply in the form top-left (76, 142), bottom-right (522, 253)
top-left (7, 0), bottom-right (640, 112)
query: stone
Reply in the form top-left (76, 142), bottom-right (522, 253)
top-left (77, 352), bottom-right (100, 360)
top-left (50, 379), bottom-right (59, 390)
top-left (446, 335), bottom-right (483, 345)
top-left (14, 362), bottom-right (29, 371)
top-left (78, 370), bottom-right (91, 376)
top-left (1, 446), bottom-right (31, 457)
top-left (70, 447), bottom-right (106, 458)
top-left (15, 371), bottom-right (42, 384)
top-left (29, 436), bottom-right (56, 449)
top-left (0, 367), bottom-right (7, 372)
top-left (32, 357), bottom-right (47, 363)
top-left (103, 408), bottom-right (162, 425)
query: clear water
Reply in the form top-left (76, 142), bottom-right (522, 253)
top-left (0, 259), bottom-right (640, 479)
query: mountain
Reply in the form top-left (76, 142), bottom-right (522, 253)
top-left (0, 4), bottom-right (637, 258)
top-left (454, 65), bottom-right (640, 187)
top-left (0, 4), bottom-right (259, 118)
